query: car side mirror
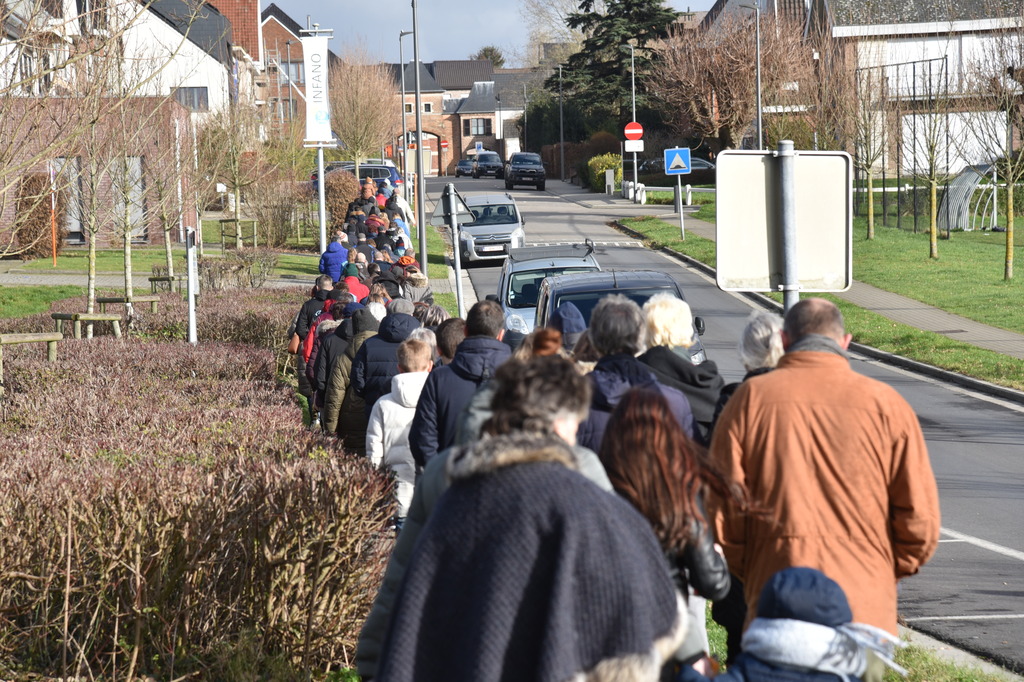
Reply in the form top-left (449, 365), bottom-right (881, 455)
top-left (694, 316), bottom-right (706, 336)
top-left (485, 294), bottom-right (498, 301)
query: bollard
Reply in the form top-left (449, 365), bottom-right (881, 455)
top-left (686, 184), bottom-right (692, 206)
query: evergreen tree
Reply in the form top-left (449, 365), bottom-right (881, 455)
top-left (548, 0), bottom-right (677, 127)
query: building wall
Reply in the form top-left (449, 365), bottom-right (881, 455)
top-left (208, 0), bottom-right (262, 63)
top-left (261, 16), bottom-right (305, 128)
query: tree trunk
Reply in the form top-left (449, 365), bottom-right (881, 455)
top-left (163, 211), bottom-right (175, 281)
top-left (234, 186), bottom-right (243, 250)
top-left (866, 170), bottom-right (875, 240)
top-left (86, 230), bottom-right (97, 339)
top-left (929, 178), bottom-right (938, 259)
top-left (1007, 183), bottom-right (1015, 280)
top-left (123, 204), bottom-right (135, 330)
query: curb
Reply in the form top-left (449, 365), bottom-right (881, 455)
top-left (611, 220), bottom-right (1024, 409)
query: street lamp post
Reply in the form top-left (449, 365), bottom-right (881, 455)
top-left (399, 30), bottom-right (412, 185)
top-left (559, 65), bottom-right (565, 182)
top-left (522, 83), bottom-right (528, 152)
top-left (741, 2), bottom-right (763, 149)
top-left (496, 94), bottom-right (502, 156)
top-left (626, 43), bottom-right (638, 203)
top-left (411, 0), bottom-right (427, 270)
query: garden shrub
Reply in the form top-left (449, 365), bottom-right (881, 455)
top-left (14, 173), bottom-right (68, 260)
top-left (584, 153), bottom-right (623, 190)
top-left (0, 337), bottom-right (394, 678)
top-left (323, 170), bottom-right (359, 230)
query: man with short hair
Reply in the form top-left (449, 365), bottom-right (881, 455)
top-left (435, 317), bottom-right (466, 365)
top-left (410, 300), bottom-right (510, 466)
top-left (710, 298), bottom-right (940, 636)
top-left (574, 294), bottom-right (694, 453)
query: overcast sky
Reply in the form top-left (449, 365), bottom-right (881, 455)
top-left (271, 0), bottom-right (716, 65)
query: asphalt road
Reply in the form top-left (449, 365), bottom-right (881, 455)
top-left (427, 175), bottom-right (1024, 675)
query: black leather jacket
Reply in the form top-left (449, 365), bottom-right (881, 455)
top-left (667, 497), bottom-right (731, 601)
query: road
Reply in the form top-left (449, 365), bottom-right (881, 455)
top-left (425, 175), bottom-right (1024, 675)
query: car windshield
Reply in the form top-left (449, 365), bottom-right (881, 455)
top-left (478, 154), bottom-right (501, 164)
top-left (507, 267), bottom-right (596, 309)
top-left (511, 154), bottom-right (541, 164)
top-left (553, 287), bottom-right (676, 323)
top-left (467, 203), bottom-right (518, 225)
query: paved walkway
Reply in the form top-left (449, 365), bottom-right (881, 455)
top-left (548, 180), bottom-right (1024, 361)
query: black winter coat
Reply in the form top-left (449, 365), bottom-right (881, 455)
top-left (296, 288), bottom-right (330, 340)
top-left (409, 336), bottom-right (511, 467)
top-left (638, 345), bottom-right (724, 445)
top-left (313, 318), bottom-right (353, 394)
top-left (351, 313), bottom-right (421, 415)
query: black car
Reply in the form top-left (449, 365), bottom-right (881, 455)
top-left (504, 152), bottom-right (546, 190)
top-left (534, 270), bottom-right (708, 364)
top-left (472, 152), bottom-right (504, 179)
top-left (455, 159), bottom-right (474, 177)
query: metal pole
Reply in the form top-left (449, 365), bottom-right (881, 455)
top-left (778, 139), bottom-right (799, 312)
top-left (191, 121), bottom-right (203, 258)
top-left (446, 184), bottom-right (466, 318)
top-left (400, 31), bottom-right (411, 179)
top-left (629, 44), bottom-right (638, 203)
top-left (559, 65), bottom-right (565, 182)
top-left (317, 146), bottom-right (327, 254)
top-left (755, 5), bottom-right (763, 149)
top-left (186, 227), bottom-right (197, 344)
top-left (412, 0), bottom-right (427, 271)
top-left (174, 119), bottom-right (185, 243)
top-left (523, 83), bottom-right (528, 151)
top-left (677, 175), bottom-right (685, 240)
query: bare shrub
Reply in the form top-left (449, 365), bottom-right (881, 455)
top-left (14, 173), bottom-right (68, 260)
top-left (0, 336), bottom-right (394, 677)
top-left (324, 170), bottom-right (360, 229)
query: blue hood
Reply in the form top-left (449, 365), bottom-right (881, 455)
top-left (326, 241), bottom-right (346, 254)
top-left (589, 354), bottom-right (659, 412)
top-left (377, 312), bottom-right (420, 343)
top-left (450, 336), bottom-right (511, 383)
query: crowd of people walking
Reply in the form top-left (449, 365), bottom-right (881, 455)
top-left (287, 183), bottom-right (941, 682)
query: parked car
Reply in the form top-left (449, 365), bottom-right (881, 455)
top-left (458, 192), bottom-right (525, 263)
top-left (472, 152), bottom-right (504, 178)
top-left (309, 162), bottom-right (350, 187)
top-left (638, 156), bottom-right (716, 185)
top-left (534, 270), bottom-right (708, 363)
top-left (338, 163), bottom-right (404, 188)
top-left (488, 240), bottom-right (601, 333)
top-left (455, 159), bottom-right (474, 177)
top-left (504, 152), bottom-right (546, 191)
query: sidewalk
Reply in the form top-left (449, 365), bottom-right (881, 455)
top-left (545, 180), bottom-right (1024, 361)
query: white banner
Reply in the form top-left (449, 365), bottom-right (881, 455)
top-left (302, 36), bottom-right (332, 142)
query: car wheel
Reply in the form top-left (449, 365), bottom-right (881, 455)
top-left (537, 182), bottom-right (545, 191)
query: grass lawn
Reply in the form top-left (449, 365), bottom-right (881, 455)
top-left (21, 247), bottom-right (185, 274)
top-left (0, 286), bottom-right (86, 319)
top-left (619, 218), bottom-right (1024, 391)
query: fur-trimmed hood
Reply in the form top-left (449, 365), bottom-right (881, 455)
top-left (447, 433), bottom-right (579, 482)
top-left (403, 270), bottom-right (430, 288)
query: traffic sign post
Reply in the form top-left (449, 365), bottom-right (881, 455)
top-left (664, 147), bottom-right (692, 241)
top-left (624, 122), bottom-right (643, 203)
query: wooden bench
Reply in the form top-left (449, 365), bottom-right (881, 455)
top-left (97, 294), bottom-right (160, 315)
top-left (51, 312), bottom-right (122, 339)
top-left (149, 275), bottom-right (177, 294)
top-left (0, 332), bottom-right (62, 379)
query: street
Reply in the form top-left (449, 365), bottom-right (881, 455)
top-left (426, 175), bottom-right (1024, 675)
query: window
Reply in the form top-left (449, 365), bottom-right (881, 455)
top-left (174, 87), bottom-right (209, 112)
top-left (423, 102), bottom-right (432, 113)
top-left (54, 157), bottom-right (84, 242)
top-left (76, 0), bottom-right (108, 33)
top-left (463, 118), bottom-right (492, 136)
top-left (404, 103), bottom-right (413, 113)
top-left (281, 61), bottom-right (303, 84)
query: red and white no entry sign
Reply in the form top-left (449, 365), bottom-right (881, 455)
top-left (624, 121), bottom-right (644, 140)
top-left (440, 140), bottom-right (449, 150)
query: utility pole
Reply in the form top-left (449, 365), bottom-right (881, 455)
top-left (559, 65), bottom-right (565, 182)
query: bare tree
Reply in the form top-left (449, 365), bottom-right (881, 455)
top-left (516, 0), bottom-right (604, 65)
top-left (328, 44), bottom-right (400, 178)
top-left (649, 15), bottom-right (808, 152)
top-left (959, 21), bottom-right (1024, 280)
top-left (852, 56), bottom-right (890, 240)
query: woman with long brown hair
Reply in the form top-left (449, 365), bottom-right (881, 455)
top-left (600, 387), bottom-right (744, 678)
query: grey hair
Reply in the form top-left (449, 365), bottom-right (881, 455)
top-left (407, 327), bottom-right (437, 357)
top-left (738, 310), bottom-right (784, 372)
top-left (589, 294), bottom-right (645, 357)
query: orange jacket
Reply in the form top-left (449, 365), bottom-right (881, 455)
top-left (709, 350), bottom-right (940, 634)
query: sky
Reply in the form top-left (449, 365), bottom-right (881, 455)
top-left (271, 0), bottom-right (717, 65)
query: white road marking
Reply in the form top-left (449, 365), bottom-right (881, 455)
top-left (905, 614), bottom-right (1024, 622)
top-left (941, 527), bottom-right (1024, 562)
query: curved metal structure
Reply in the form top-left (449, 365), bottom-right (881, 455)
top-left (937, 164), bottom-right (994, 233)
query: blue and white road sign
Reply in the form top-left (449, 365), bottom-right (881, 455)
top-left (664, 147), bottom-right (692, 175)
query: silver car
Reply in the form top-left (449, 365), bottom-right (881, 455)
top-left (489, 240), bottom-right (601, 333)
top-left (459, 193), bottom-right (526, 263)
